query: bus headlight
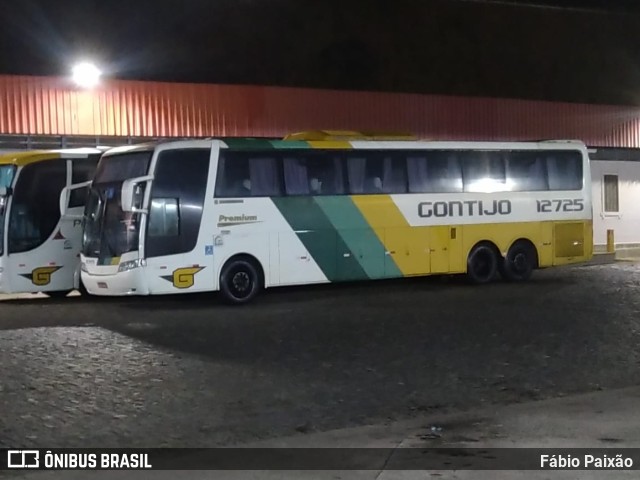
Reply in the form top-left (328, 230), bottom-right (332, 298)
top-left (118, 259), bottom-right (145, 273)
top-left (80, 262), bottom-right (88, 273)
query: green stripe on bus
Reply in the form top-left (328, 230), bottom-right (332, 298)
top-left (314, 197), bottom-right (402, 279)
top-left (223, 138), bottom-right (276, 150)
top-left (269, 140), bottom-right (311, 149)
top-left (271, 197), bottom-right (368, 282)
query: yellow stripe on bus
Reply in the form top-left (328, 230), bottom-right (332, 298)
top-left (307, 141), bottom-right (352, 150)
top-left (351, 195), bottom-right (431, 276)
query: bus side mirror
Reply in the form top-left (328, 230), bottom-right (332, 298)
top-left (0, 187), bottom-right (11, 196)
top-left (59, 181), bottom-right (92, 219)
top-left (122, 175), bottom-right (153, 213)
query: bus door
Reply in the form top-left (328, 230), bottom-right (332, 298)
top-left (429, 225), bottom-right (464, 274)
top-left (384, 226), bottom-right (430, 277)
top-left (143, 149), bottom-right (212, 294)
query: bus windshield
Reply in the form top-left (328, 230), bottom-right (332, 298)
top-left (82, 152), bottom-right (151, 260)
top-left (82, 186), bottom-right (142, 259)
top-left (0, 165), bottom-right (16, 256)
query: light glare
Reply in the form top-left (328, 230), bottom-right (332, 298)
top-left (72, 62), bottom-right (101, 88)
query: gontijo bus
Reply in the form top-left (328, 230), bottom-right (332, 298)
top-left (80, 133), bottom-right (592, 303)
top-left (0, 148), bottom-right (102, 297)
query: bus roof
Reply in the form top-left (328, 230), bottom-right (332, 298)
top-left (98, 137), bottom-right (589, 157)
top-left (0, 148), bottom-right (105, 167)
top-left (217, 138), bottom-right (587, 151)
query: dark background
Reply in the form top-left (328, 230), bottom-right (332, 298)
top-left (1, 0), bottom-right (640, 105)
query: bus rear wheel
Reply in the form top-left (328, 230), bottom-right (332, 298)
top-left (500, 241), bottom-right (536, 282)
top-left (466, 243), bottom-right (498, 284)
top-left (220, 258), bottom-right (262, 304)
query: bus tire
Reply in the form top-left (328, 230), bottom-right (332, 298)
top-left (220, 257), bottom-right (262, 304)
top-left (466, 243), bottom-right (498, 284)
top-left (500, 241), bottom-right (536, 282)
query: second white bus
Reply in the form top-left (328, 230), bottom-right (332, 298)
top-left (1, 149), bottom-right (102, 297)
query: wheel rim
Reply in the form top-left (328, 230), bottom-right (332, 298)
top-left (513, 251), bottom-right (529, 273)
top-left (229, 270), bottom-right (252, 299)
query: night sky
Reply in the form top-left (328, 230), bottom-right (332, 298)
top-left (1, 0), bottom-right (640, 105)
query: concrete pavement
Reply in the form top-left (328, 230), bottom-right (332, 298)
top-left (10, 386), bottom-right (640, 479)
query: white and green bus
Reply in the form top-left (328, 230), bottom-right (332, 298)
top-left (0, 149), bottom-right (102, 297)
top-left (80, 133), bottom-right (592, 303)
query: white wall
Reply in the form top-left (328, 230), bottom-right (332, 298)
top-left (591, 160), bottom-right (640, 247)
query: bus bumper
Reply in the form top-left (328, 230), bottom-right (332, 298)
top-left (81, 268), bottom-right (149, 296)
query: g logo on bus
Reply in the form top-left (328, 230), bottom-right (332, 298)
top-left (20, 266), bottom-right (62, 286)
top-left (161, 267), bottom-right (205, 289)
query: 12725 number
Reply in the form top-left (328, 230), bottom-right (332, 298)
top-left (536, 199), bottom-right (584, 213)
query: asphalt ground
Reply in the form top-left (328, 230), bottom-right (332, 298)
top-left (1, 262), bottom-right (640, 448)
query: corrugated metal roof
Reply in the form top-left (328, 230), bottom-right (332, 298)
top-left (1, 74), bottom-right (640, 147)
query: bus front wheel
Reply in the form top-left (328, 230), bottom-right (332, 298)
top-left (220, 257), bottom-right (262, 304)
top-left (500, 241), bottom-right (536, 282)
top-left (466, 243), bottom-right (498, 284)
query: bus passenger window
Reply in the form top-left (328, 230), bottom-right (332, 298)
top-left (216, 154), bottom-right (250, 197)
top-left (346, 157), bottom-right (367, 193)
top-left (506, 153), bottom-right (549, 191)
top-left (407, 153), bottom-right (462, 193)
top-left (381, 156), bottom-right (407, 193)
top-left (462, 151), bottom-right (507, 193)
top-left (283, 157), bottom-right (310, 195)
top-left (546, 152), bottom-right (582, 190)
top-left (284, 155), bottom-right (345, 196)
top-left (216, 153), bottom-right (281, 197)
top-left (307, 156), bottom-right (344, 195)
top-left (365, 157), bottom-right (384, 193)
top-left (248, 157), bottom-right (281, 196)
top-left (347, 156), bottom-right (394, 194)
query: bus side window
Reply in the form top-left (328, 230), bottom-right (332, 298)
top-left (407, 152), bottom-right (462, 193)
top-left (546, 151), bottom-right (583, 191)
top-left (506, 152), bottom-right (549, 191)
top-left (216, 153), bottom-right (281, 197)
top-left (347, 154), bottom-right (405, 194)
top-left (283, 157), bottom-right (310, 195)
top-left (462, 151), bottom-right (507, 193)
top-left (283, 152), bottom-right (346, 196)
top-left (216, 153), bottom-right (250, 197)
top-left (69, 157), bottom-right (99, 207)
top-left (381, 154), bottom-right (407, 194)
top-left (248, 156), bottom-right (281, 196)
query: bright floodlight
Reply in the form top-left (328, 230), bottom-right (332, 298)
top-left (72, 62), bottom-right (101, 88)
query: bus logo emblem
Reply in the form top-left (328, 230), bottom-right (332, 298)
top-left (161, 267), bottom-right (205, 289)
top-left (20, 266), bottom-right (63, 286)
